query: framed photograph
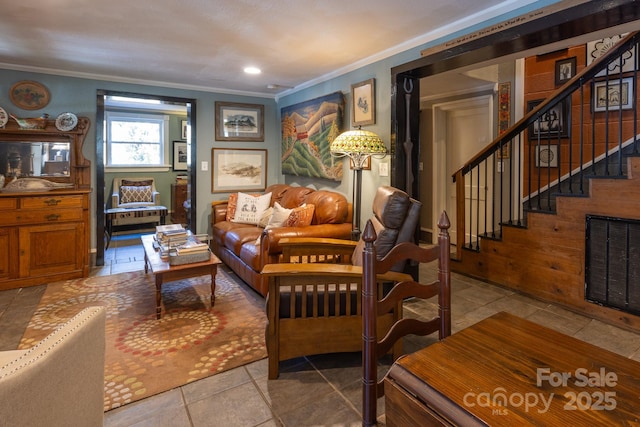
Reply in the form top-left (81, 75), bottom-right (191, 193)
top-left (181, 120), bottom-right (188, 139)
top-left (350, 156), bottom-right (371, 170)
top-left (527, 99), bottom-right (570, 140)
top-left (351, 78), bottom-right (375, 126)
top-left (10, 80), bottom-right (50, 110)
top-left (215, 102), bottom-right (264, 141)
top-left (172, 141), bottom-right (188, 171)
top-left (555, 57), bottom-right (576, 85)
top-left (592, 77), bottom-right (634, 112)
top-left (211, 148), bottom-right (267, 193)
top-left (535, 144), bottom-right (558, 168)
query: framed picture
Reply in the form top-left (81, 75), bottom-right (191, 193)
top-left (10, 80), bottom-right (50, 110)
top-left (215, 102), bottom-right (264, 141)
top-left (496, 142), bottom-right (510, 159)
top-left (172, 141), bottom-right (188, 171)
top-left (527, 99), bottom-right (570, 140)
top-left (181, 120), bottom-right (188, 139)
top-left (587, 34), bottom-right (636, 77)
top-left (350, 156), bottom-right (371, 170)
top-left (535, 144), bottom-right (558, 168)
top-left (281, 91), bottom-right (345, 181)
top-left (592, 77), bottom-right (634, 112)
top-left (211, 148), bottom-right (267, 193)
top-left (555, 57), bottom-right (576, 85)
top-left (351, 78), bottom-right (375, 126)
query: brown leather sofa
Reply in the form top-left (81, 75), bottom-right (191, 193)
top-left (211, 184), bottom-right (353, 296)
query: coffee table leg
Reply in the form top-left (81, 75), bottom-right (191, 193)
top-left (156, 274), bottom-right (163, 319)
top-left (210, 265), bottom-right (217, 308)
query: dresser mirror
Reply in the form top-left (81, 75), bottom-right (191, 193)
top-left (0, 141), bottom-right (71, 179)
top-left (0, 116), bottom-right (91, 188)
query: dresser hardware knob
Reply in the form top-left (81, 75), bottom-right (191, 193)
top-left (46, 214), bottom-right (60, 221)
top-left (45, 199), bottom-right (61, 206)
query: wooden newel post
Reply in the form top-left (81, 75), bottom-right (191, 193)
top-left (362, 220), bottom-right (377, 426)
top-left (437, 211), bottom-right (452, 339)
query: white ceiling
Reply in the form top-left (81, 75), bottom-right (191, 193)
top-left (0, 0), bottom-right (544, 97)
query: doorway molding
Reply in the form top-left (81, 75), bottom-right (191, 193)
top-left (95, 90), bottom-right (196, 266)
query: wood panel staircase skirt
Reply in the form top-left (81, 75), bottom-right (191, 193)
top-left (453, 156), bottom-right (640, 333)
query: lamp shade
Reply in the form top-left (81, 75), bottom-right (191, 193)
top-left (330, 129), bottom-right (387, 169)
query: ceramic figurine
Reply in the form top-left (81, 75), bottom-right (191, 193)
top-left (10, 113), bottom-right (49, 130)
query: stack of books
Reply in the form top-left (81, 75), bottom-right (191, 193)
top-left (156, 224), bottom-right (188, 247)
top-left (174, 237), bottom-right (209, 256)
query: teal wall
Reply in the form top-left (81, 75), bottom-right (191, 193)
top-left (0, 69), bottom-right (279, 253)
top-left (0, 0), bottom-right (558, 258)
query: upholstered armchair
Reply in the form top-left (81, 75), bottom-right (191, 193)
top-left (261, 186), bottom-right (423, 379)
top-left (111, 176), bottom-right (161, 209)
top-left (0, 307), bottom-right (106, 427)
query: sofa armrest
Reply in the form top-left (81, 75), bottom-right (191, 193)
top-left (211, 201), bottom-right (229, 225)
top-left (111, 193), bottom-right (120, 208)
top-left (261, 223), bottom-right (353, 255)
top-left (152, 191), bottom-right (160, 206)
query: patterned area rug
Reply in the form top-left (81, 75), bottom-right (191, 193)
top-left (19, 269), bottom-right (267, 411)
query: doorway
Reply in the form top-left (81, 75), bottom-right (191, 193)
top-left (95, 91), bottom-right (197, 266)
top-left (432, 95), bottom-right (493, 244)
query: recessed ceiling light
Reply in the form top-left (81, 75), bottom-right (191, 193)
top-left (244, 67), bottom-right (261, 75)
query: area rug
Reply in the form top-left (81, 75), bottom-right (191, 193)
top-left (18, 269), bottom-right (267, 411)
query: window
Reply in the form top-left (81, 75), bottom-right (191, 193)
top-left (105, 111), bottom-right (169, 167)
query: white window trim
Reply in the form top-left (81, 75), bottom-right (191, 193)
top-left (105, 111), bottom-right (171, 169)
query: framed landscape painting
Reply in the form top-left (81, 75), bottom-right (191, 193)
top-left (215, 102), bottom-right (264, 141)
top-left (211, 148), bottom-right (267, 193)
top-left (280, 91), bottom-right (344, 181)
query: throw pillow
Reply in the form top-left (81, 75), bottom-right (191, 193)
top-left (284, 203), bottom-right (315, 227)
top-left (258, 207), bottom-right (274, 228)
top-left (232, 192), bottom-right (272, 225)
top-left (121, 179), bottom-right (153, 187)
top-left (265, 202), bottom-right (292, 229)
top-left (120, 185), bottom-right (153, 204)
top-left (226, 193), bottom-right (239, 222)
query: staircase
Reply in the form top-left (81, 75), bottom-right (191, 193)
top-left (451, 32), bottom-right (640, 332)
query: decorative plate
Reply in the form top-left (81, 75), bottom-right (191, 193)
top-left (10, 80), bottom-right (51, 110)
top-left (55, 112), bottom-right (78, 131)
top-left (0, 106), bottom-right (7, 128)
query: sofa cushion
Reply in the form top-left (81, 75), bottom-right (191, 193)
top-left (213, 220), bottom-right (254, 243)
top-left (224, 227), bottom-right (263, 255)
top-left (120, 185), bottom-right (153, 204)
top-left (284, 204), bottom-right (315, 227)
top-left (233, 192), bottom-right (272, 225)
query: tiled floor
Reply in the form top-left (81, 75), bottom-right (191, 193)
top-left (1, 231), bottom-right (640, 426)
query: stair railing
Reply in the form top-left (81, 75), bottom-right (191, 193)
top-left (452, 31), bottom-right (640, 258)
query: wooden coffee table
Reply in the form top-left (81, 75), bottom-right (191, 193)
top-left (141, 234), bottom-right (222, 319)
top-left (384, 311), bottom-right (640, 426)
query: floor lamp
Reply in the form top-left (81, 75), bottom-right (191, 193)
top-left (330, 128), bottom-right (387, 240)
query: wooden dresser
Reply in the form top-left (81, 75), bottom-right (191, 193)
top-left (0, 190), bottom-right (91, 290)
top-left (0, 117), bottom-right (92, 290)
top-left (384, 312), bottom-right (640, 426)
top-left (171, 183), bottom-right (188, 225)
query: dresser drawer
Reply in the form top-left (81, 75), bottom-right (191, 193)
top-left (0, 208), bottom-right (83, 225)
top-left (0, 198), bottom-right (18, 210)
top-left (20, 195), bottom-right (84, 209)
